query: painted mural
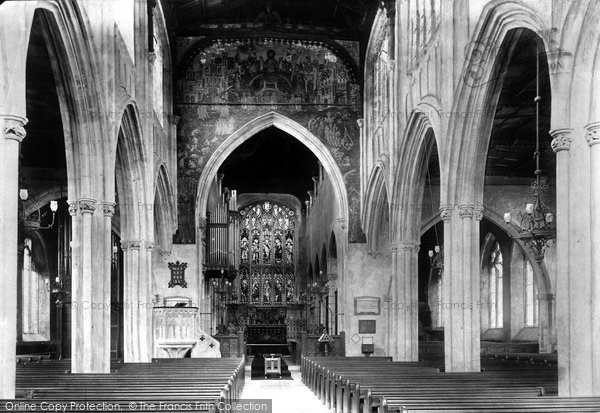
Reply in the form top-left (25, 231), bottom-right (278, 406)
top-left (176, 39), bottom-right (365, 243)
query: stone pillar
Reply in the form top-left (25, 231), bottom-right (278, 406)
top-left (538, 293), bottom-right (555, 354)
top-left (122, 240), bottom-right (143, 362)
top-left (389, 241), bottom-right (419, 361)
top-left (550, 128), bottom-right (576, 395)
top-left (70, 198), bottom-right (110, 373)
top-left (144, 241), bottom-right (154, 361)
top-left (441, 203), bottom-right (482, 372)
top-left (67, 200), bottom-right (81, 369)
top-left (586, 122), bottom-right (600, 395)
top-left (102, 202), bottom-right (115, 366)
top-left (0, 115), bottom-right (26, 398)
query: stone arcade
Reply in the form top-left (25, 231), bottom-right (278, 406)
top-left (1, 0), bottom-right (600, 408)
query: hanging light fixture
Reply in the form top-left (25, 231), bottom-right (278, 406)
top-left (504, 44), bottom-right (555, 262)
top-left (18, 188), bottom-right (58, 231)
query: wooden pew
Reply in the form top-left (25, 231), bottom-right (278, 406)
top-left (302, 356), bottom-right (600, 413)
top-left (6, 357), bottom-right (246, 413)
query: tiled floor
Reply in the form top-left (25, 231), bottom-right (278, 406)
top-left (240, 366), bottom-right (329, 413)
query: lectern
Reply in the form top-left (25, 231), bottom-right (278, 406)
top-left (264, 353), bottom-right (282, 378)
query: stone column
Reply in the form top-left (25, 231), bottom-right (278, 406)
top-left (0, 115), bottom-right (26, 398)
top-left (389, 241), bottom-right (419, 361)
top-left (67, 200), bottom-right (81, 369)
top-left (550, 128), bottom-right (575, 395)
top-left (122, 240), bottom-right (142, 362)
top-left (70, 198), bottom-right (110, 373)
top-left (538, 293), bottom-right (556, 354)
top-left (102, 202), bottom-right (116, 366)
top-left (441, 203), bottom-right (482, 372)
top-left (143, 241), bottom-right (154, 361)
top-left (587, 122), bottom-right (600, 394)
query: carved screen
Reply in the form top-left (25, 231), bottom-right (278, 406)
top-left (239, 201), bottom-right (295, 304)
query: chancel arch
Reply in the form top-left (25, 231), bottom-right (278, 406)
top-left (195, 112), bottom-right (349, 235)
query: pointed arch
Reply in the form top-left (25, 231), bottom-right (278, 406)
top-left (362, 165), bottom-right (390, 251)
top-left (154, 163), bottom-right (176, 254)
top-left (442, 2), bottom-right (549, 205)
top-left (195, 112), bottom-right (349, 227)
top-left (114, 104), bottom-right (150, 240)
top-left (391, 111), bottom-right (440, 242)
top-left (31, 3), bottom-right (106, 198)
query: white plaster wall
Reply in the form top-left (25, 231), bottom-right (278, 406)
top-left (344, 243), bottom-right (392, 356)
top-left (152, 244), bottom-right (199, 308)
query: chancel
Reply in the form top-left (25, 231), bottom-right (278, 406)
top-left (1, 0), bottom-right (600, 412)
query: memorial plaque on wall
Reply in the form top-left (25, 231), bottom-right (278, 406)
top-left (358, 320), bottom-right (376, 334)
top-left (354, 296), bottom-right (380, 315)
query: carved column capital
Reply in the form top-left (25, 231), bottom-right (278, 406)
top-left (146, 241), bottom-right (155, 251)
top-left (102, 202), bottom-right (116, 217)
top-left (585, 122), bottom-right (600, 147)
top-left (197, 217), bottom-right (207, 230)
top-left (550, 128), bottom-right (573, 152)
top-left (458, 203), bottom-right (475, 219)
top-left (67, 200), bottom-right (79, 217)
top-left (130, 240), bottom-right (142, 251)
top-left (159, 249), bottom-right (171, 260)
top-left (79, 198), bottom-right (97, 214)
top-left (1, 115), bottom-right (28, 142)
top-left (356, 118), bottom-right (365, 129)
top-left (473, 205), bottom-right (484, 221)
top-left (337, 217), bottom-right (348, 229)
top-left (439, 204), bottom-right (453, 221)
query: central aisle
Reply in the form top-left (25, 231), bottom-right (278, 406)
top-left (239, 366), bottom-right (329, 413)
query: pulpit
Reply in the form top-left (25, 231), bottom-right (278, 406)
top-left (153, 305), bottom-right (198, 358)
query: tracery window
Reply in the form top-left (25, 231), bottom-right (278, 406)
top-left (239, 201), bottom-right (295, 305)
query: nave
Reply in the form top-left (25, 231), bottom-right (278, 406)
top-left (2, 0), bottom-right (600, 411)
top-left (10, 353), bottom-right (600, 413)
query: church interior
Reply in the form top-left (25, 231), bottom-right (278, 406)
top-left (1, 0), bottom-right (600, 411)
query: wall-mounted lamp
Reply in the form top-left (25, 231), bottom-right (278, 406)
top-left (19, 189), bottom-right (58, 231)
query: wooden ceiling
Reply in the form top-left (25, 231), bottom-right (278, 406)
top-left (161, 0), bottom-right (380, 39)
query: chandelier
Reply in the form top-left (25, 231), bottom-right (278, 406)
top-left (503, 44), bottom-right (555, 262)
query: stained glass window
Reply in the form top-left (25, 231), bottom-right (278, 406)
top-left (238, 201), bottom-right (296, 304)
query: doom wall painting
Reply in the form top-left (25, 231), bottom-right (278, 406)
top-left (176, 38), bottom-right (365, 243)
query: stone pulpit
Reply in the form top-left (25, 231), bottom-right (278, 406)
top-left (153, 304), bottom-right (198, 358)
